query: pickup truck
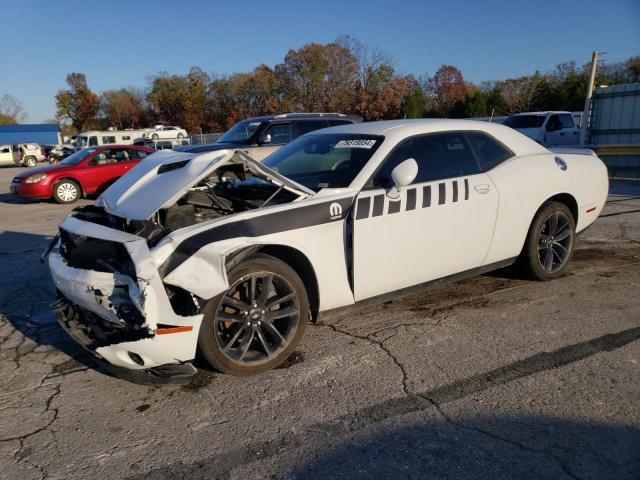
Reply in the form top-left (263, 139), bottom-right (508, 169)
top-left (0, 143), bottom-right (46, 167)
top-left (503, 111), bottom-right (580, 146)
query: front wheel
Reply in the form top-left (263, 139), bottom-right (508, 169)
top-left (151, 134), bottom-right (159, 140)
top-left (24, 156), bottom-right (37, 167)
top-left (177, 133), bottom-right (184, 139)
top-left (198, 253), bottom-right (309, 375)
top-left (53, 180), bottom-right (80, 204)
top-left (520, 201), bottom-right (576, 280)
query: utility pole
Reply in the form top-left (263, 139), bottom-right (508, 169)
top-left (580, 50), bottom-right (599, 145)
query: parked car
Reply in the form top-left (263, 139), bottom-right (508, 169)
top-left (181, 113), bottom-right (361, 160)
top-left (142, 126), bottom-right (188, 140)
top-left (503, 111), bottom-right (579, 146)
top-left (0, 143), bottom-right (46, 167)
top-left (45, 119), bottom-right (608, 381)
top-left (10, 145), bottom-right (154, 203)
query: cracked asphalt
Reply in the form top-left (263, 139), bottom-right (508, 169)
top-left (1, 165), bottom-right (639, 479)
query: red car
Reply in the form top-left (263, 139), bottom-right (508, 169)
top-left (10, 145), bottom-right (154, 204)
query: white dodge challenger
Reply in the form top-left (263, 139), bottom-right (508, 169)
top-left (45, 119), bottom-right (608, 381)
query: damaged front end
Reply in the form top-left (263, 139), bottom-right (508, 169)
top-left (45, 149), bottom-right (311, 381)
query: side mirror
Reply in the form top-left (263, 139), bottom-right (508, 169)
top-left (387, 158), bottom-right (418, 199)
top-left (261, 133), bottom-right (272, 145)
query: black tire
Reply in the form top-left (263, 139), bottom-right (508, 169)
top-left (198, 253), bottom-right (309, 375)
top-left (152, 133), bottom-right (159, 140)
top-left (52, 179), bottom-right (80, 204)
top-left (177, 133), bottom-right (184, 139)
top-left (24, 156), bottom-right (37, 167)
top-left (519, 201), bottom-right (576, 280)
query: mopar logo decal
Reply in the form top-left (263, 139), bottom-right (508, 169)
top-left (555, 156), bottom-right (567, 171)
top-left (329, 202), bottom-right (343, 220)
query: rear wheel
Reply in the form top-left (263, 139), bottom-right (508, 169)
top-left (177, 133), bottom-right (184, 139)
top-left (24, 156), bottom-right (37, 167)
top-left (520, 201), bottom-right (576, 280)
top-left (152, 133), bottom-right (159, 140)
top-left (198, 254), bottom-right (308, 375)
top-left (53, 180), bottom-right (80, 204)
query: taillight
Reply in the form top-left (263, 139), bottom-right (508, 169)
top-left (41, 148), bottom-right (45, 155)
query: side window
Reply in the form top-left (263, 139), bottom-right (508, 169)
top-left (112, 148), bottom-right (130, 162)
top-left (129, 148), bottom-right (149, 159)
top-left (102, 136), bottom-right (116, 144)
top-left (558, 114), bottom-right (574, 129)
top-left (294, 120), bottom-right (328, 137)
top-left (465, 132), bottom-right (513, 171)
top-left (266, 123), bottom-right (293, 144)
top-left (373, 133), bottom-right (481, 187)
top-left (546, 115), bottom-right (562, 132)
top-left (122, 135), bottom-right (131, 141)
top-left (90, 150), bottom-right (112, 165)
top-left (89, 136), bottom-right (98, 146)
top-left (0, 146), bottom-right (10, 153)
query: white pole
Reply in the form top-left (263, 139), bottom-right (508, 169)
top-left (580, 50), bottom-right (599, 145)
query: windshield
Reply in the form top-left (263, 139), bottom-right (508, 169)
top-left (263, 134), bottom-right (383, 192)
top-left (75, 136), bottom-right (88, 147)
top-left (60, 148), bottom-right (96, 165)
top-left (217, 120), bottom-right (262, 144)
top-left (503, 115), bottom-right (546, 128)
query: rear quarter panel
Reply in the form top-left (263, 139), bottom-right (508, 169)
top-left (484, 152), bottom-right (608, 265)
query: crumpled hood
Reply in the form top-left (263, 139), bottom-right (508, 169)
top-left (96, 149), bottom-right (312, 220)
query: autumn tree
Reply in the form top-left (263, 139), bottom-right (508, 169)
top-left (148, 67), bottom-right (210, 133)
top-left (0, 94), bottom-right (26, 124)
top-left (100, 88), bottom-right (148, 129)
top-left (55, 73), bottom-right (100, 131)
top-left (426, 65), bottom-right (467, 117)
top-left (278, 42), bottom-right (359, 112)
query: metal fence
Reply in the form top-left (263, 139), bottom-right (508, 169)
top-left (189, 132), bottom-right (222, 145)
top-left (589, 83), bottom-right (640, 180)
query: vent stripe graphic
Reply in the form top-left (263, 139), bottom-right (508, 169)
top-left (423, 186), bottom-right (431, 208)
top-left (438, 183), bottom-right (446, 205)
top-left (355, 177), bottom-right (471, 222)
top-left (372, 195), bottom-right (385, 217)
top-left (406, 188), bottom-right (416, 211)
top-left (388, 199), bottom-right (401, 214)
top-left (356, 197), bottom-right (371, 220)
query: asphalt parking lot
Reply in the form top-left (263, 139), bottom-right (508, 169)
top-left (1, 164), bottom-right (639, 479)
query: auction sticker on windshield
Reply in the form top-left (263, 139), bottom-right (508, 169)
top-left (335, 139), bottom-right (377, 149)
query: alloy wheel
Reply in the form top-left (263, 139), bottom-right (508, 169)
top-left (213, 272), bottom-right (300, 365)
top-left (537, 211), bottom-right (573, 273)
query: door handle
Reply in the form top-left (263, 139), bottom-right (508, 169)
top-left (474, 184), bottom-right (491, 194)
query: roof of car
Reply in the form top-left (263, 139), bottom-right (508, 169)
top-left (311, 118), bottom-right (549, 156)
top-left (511, 111), bottom-right (572, 116)
top-left (243, 113), bottom-right (361, 123)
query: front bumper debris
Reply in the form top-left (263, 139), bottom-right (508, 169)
top-left (52, 297), bottom-right (197, 384)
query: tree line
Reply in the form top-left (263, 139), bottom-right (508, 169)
top-left (2, 37), bottom-right (639, 133)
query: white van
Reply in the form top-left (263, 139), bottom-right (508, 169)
top-left (75, 129), bottom-right (152, 149)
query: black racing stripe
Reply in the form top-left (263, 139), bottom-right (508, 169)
top-left (372, 195), bottom-right (385, 217)
top-left (356, 197), bottom-right (371, 220)
top-left (388, 199), bottom-right (401, 214)
top-left (438, 183), bottom-right (446, 205)
top-left (464, 179), bottom-right (469, 200)
top-left (452, 181), bottom-right (458, 202)
top-left (159, 197), bottom-right (354, 277)
top-left (422, 186), bottom-right (431, 208)
top-left (406, 188), bottom-right (416, 211)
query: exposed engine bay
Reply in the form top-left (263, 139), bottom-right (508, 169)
top-left (157, 162), bottom-right (299, 231)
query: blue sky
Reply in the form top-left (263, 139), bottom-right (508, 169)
top-left (1, 0), bottom-right (638, 122)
